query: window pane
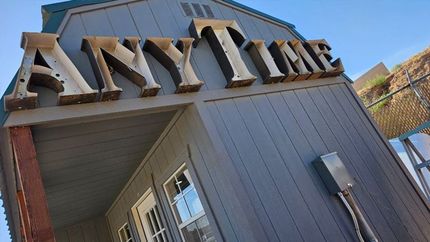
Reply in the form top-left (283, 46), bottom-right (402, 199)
top-left (182, 222), bottom-right (201, 242)
top-left (176, 171), bottom-right (191, 194)
top-left (174, 198), bottom-right (191, 223)
top-left (196, 215), bottom-right (216, 242)
top-left (166, 178), bottom-right (181, 202)
top-left (146, 213), bottom-right (156, 235)
top-left (184, 188), bottom-right (203, 216)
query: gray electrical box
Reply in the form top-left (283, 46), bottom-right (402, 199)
top-left (313, 152), bottom-right (354, 194)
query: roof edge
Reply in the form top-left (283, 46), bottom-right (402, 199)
top-left (41, 0), bottom-right (296, 33)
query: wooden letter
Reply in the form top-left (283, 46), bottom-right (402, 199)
top-left (82, 36), bottom-right (161, 101)
top-left (144, 37), bottom-right (204, 93)
top-left (5, 33), bottom-right (98, 111)
top-left (189, 18), bottom-right (257, 88)
top-left (269, 39), bottom-right (324, 81)
top-left (306, 39), bottom-right (344, 77)
top-left (245, 40), bottom-right (285, 84)
top-left (10, 127), bottom-right (55, 242)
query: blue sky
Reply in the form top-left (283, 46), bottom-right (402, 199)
top-left (0, 0), bottom-right (429, 240)
top-left (1, 0), bottom-right (430, 95)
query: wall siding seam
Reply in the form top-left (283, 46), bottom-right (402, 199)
top-left (248, 94), bottom-right (349, 242)
top-left (299, 88), bottom-right (413, 241)
top-left (212, 101), bottom-right (281, 241)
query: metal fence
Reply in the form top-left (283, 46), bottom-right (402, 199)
top-left (365, 71), bottom-right (430, 139)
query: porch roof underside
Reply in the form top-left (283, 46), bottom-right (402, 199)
top-left (33, 110), bottom-right (176, 229)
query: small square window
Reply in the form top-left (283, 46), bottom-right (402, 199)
top-left (118, 223), bottom-right (133, 242)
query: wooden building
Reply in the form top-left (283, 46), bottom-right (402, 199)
top-left (0, 0), bottom-right (429, 241)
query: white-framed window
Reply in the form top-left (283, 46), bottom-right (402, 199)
top-left (118, 223), bottom-right (133, 242)
top-left (133, 189), bottom-right (167, 242)
top-left (164, 164), bottom-right (216, 242)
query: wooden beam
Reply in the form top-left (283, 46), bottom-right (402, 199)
top-left (10, 127), bottom-right (55, 242)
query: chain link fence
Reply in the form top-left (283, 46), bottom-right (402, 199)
top-left (366, 72), bottom-right (430, 139)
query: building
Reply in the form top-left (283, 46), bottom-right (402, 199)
top-left (0, 0), bottom-right (429, 241)
top-left (353, 62), bottom-right (390, 91)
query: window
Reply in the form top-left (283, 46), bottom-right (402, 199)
top-left (133, 190), bottom-right (167, 242)
top-left (118, 223), bottom-right (133, 242)
top-left (164, 164), bottom-right (216, 242)
top-left (179, 2), bottom-right (215, 18)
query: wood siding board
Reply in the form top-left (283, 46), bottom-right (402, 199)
top-left (160, 135), bottom-right (175, 167)
top-left (154, 149), bottom-right (166, 178)
top-left (214, 2), bottom-right (246, 35)
top-left (80, 9), bottom-right (115, 36)
top-left (266, 92), bottom-right (380, 240)
top-left (104, 4), bottom-right (147, 97)
top-left (280, 90), bottom-right (398, 241)
top-left (206, 102), bottom-right (278, 241)
top-left (296, 88), bottom-right (412, 241)
top-left (37, 137), bottom-right (155, 165)
top-left (145, 0), bottom-right (181, 94)
top-left (215, 98), bottom-right (301, 241)
top-left (127, 1), bottom-right (168, 95)
top-left (251, 94), bottom-right (355, 241)
top-left (234, 96), bottom-right (324, 241)
top-left (127, 1), bottom-right (170, 95)
top-left (159, 0), bottom-right (208, 91)
top-left (81, 220), bottom-right (98, 242)
top-left (314, 86), bottom-right (421, 240)
top-left (187, 105), bottom-right (259, 241)
top-left (46, 173), bottom-right (130, 208)
top-left (33, 111), bottom-right (173, 142)
top-left (267, 24), bottom-right (294, 40)
top-left (81, 9), bottom-right (141, 99)
top-left (174, 111), bottom-right (236, 241)
top-left (35, 122), bottom-right (166, 153)
top-left (252, 18), bottom-right (276, 41)
top-left (59, 14), bottom-right (99, 90)
top-left (54, 229), bottom-right (70, 242)
top-left (331, 85), bottom-right (430, 238)
top-left (95, 217), bottom-right (113, 242)
top-left (67, 224), bottom-right (85, 242)
top-left (42, 153), bottom-right (144, 188)
top-left (38, 142), bottom-right (151, 171)
top-left (195, 102), bottom-right (269, 242)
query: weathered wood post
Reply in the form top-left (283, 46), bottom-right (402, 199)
top-left (10, 127), bottom-right (55, 242)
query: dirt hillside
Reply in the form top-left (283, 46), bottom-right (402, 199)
top-left (356, 46), bottom-right (430, 139)
top-left (357, 47), bottom-right (430, 105)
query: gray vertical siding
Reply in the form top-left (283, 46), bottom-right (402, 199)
top-left (55, 217), bottom-right (113, 242)
top-left (107, 106), bottom-right (267, 242)
top-left (202, 83), bottom-right (430, 241)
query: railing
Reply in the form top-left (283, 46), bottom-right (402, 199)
top-left (365, 70), bottom-right (430, 139)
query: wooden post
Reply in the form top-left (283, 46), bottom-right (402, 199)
top-left (10, 127), bottom-right (55, 242)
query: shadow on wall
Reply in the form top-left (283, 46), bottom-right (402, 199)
top-left (390, 133), bottom-right (430, 192)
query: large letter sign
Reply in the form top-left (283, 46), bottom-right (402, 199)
top-left (189, 18), bottom-right (257, 88)
top-left (82, 36), bottom-right (161, 101)
top-left (5, 33), bottom-right (98, 111)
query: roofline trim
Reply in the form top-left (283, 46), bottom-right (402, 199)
top-left (41, 0), bottom-right (296, 33)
